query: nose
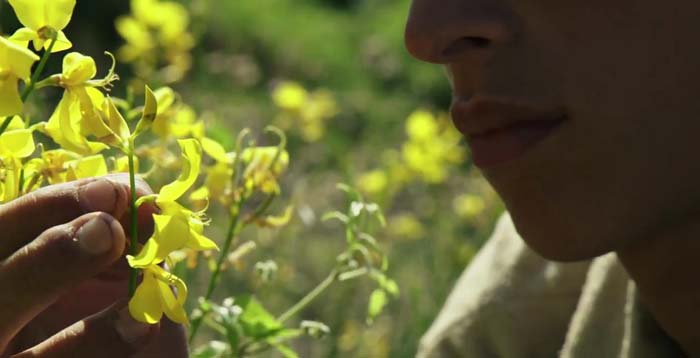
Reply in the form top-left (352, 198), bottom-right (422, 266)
top-left (404, 1), bottom-right (516, 64)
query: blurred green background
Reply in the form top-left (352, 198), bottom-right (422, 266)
top-left (1, 0), bottom-right (505, 356)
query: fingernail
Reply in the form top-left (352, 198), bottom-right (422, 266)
top-left (79, 179), bottom-right (118, 213)
top-left (76, 215), bottom-right (115, 255)
top-left (115, 306), bottom-right (155, 348)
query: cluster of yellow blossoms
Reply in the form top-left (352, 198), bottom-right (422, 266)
top-left (116, 0), bottom-right (195, 83)
top-left (354, 110), bottom-right (467, 241)
top-left (0, 0), bottom-right (289, 325)
top-left (357, 109), bottom-right (464, 197)
top-left (272, 81), bottom-right (339, 142)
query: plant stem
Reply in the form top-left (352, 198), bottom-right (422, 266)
top-left (277, 270), bottom-right (337, 324)
top-left (189, 205), bottom-right (243, 344)
top-left (0, 32), bottom-right (58, 135)
top-left (206, 211), bottom-right (241, 299)
top-left (127, 141), bottom-right (139, 296)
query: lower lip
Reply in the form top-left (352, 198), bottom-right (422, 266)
top-left (467, 118), bottom-right (566, 168)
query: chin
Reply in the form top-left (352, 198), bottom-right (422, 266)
top-left (506, 205), bottom-right (618, 263)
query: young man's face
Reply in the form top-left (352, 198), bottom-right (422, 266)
top-left (405, 1), bottom-right (700, 260)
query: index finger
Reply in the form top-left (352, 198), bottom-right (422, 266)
top-left (0, 175), bottom-right (152, 259)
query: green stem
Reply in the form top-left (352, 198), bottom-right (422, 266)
top-left (239, 329), bottom-right (303, 356)
top-left (277, 270), bottom-right (337, 324)
top-left (244, 194), bottom-right (276, 225)
top-left (127, 141), bottom-right (139, 296)
top-left (189, 204), bottom-right (244, 344)
top-left (0, 31), bottom-right (58, 135)
top-left (205, 211), bottom-right (241, 300)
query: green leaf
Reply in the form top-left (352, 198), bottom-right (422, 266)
top-left (300, 320), bottom-right (331, 339)
top-left (384, 279), bottom-right (400, 297)
top-left (321, 211), bottom-right (348, 223)
top-left (237, 295), bottom-right (284, 339)
top-left (367, 289), bottom-right (388, 324)
top-left (273, 343), bottom-right (299, 358)
top-left (336, 182), bottom-right (362, 201)
top-left (191, 340), bottom-right (229, 358)
top-left (370, 271), bottom-right (400, 297)
top-left (357, 233), bottom-right (388, 270)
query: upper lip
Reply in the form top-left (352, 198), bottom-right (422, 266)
top-left (450, 96), bottom-right (567, 138)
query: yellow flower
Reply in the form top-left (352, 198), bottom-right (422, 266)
top-left (45, 55), bottom-right (156, 154)
top-left (131, 0), bottom-right (191, 45)
top-left (64, 155), bottom-right (108, 182)
top-left (8, 0), bottom-right (76, 52)
top-left (0, 36), bottom-right (40, 117)
top-left (115, 16), bottom-right (154, 63)
top-left (453, 194), bottom-right (486, 218)
top-left (357, 170), bottom-right (388, 195)
top-left (23, 150), bottom-right (107, 189)
top-left (129, 264), bottom-right (188, 324)
top-left (116, 0), bottom-right (194, 82)
top-left (23, 149), bottom-right (74, 188)
top-left (0, 125), bottom-right (36, 203)
top-left (44, 53), bottom-right (110, 154)
top-left (128, 139), bottom-right (217, 268)
top-left (241, 146), bottom-right (289, 194)
top-left (401, 110), bottom-right (464, 183)
top-left (151, 87), bottom-right (205, 140)
top-left (114, 155), bottom-right (139, 173)
top-left (190, 160), bottom-right (232, 206)
top-left (273, 81), bottom-right (338, 142)
top-left (189, 137), bottom-right (233, 206)
top-left (387, 213), bottom-right (426, 241)
top-left (272, 81), bottom-right (307, 111)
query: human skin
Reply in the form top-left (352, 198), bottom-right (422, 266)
top-left (405, 0), bottom-right (700, 355)
top-left (0, 175), bottom-right (187, 357)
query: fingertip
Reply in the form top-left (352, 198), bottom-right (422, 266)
top-left (105, 173), bottom-right (155, 197)
top-left (78, 178), bottom-right (128, 218)
top-left (75, 212), bottom-right (127, 259)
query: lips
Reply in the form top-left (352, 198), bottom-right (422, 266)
top-left (451, 97), bottom-right (568, 168)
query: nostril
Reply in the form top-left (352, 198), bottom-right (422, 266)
top-left (442, 37), bottom-right (491, 58)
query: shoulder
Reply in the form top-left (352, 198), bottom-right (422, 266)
top-left (417, 212), bottom-right (591, 358)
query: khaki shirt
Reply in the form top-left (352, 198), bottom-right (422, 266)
top-left (417, 213), bottom-right (684, 358)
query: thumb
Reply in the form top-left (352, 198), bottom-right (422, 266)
top-left (11, 300), bottom-right (159, 358)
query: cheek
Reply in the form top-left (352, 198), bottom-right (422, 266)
top-left (471, 1), bottom-right (700, 260)
top-left (488, 73), bottom-right (700, 261)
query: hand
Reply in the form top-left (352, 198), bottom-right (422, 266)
top-left (0, 175), bottom-right (188, 358)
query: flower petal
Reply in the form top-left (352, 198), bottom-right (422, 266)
top-left (158, 139), bottom-right (201, 202)
top-left (186, 230), bottom-right (218, 251)
top-left (128, 214), bottom-right (191, 267)
top-left (46, 0), bottom-right (77, 31)
top-left (0, 129), bottom-right (35, 158)
top-left (201, 137), bottom-right (230, 163)
top-left (127, 238), bottom-right (159, 268)
top-left (45, 91), bottom-right (108, 154)
top-left (8, 27), bottom-right (37, 49)
top-left (0, 77), bottom-right (24, 118)
top-left (7, 0), bottom-right (44, 30)
top-left (61, 52), bottom-right (97, 86)
top-left (48, 30), bottom-right (72, 52)
top-left (64, 155), bottom-right (107, 180)
top-left (0, 35), bottom-right (40, 81)
top-left (150, 265), bottom-right (189, 324)
top-left (128, 269), bottom-right (163, 324)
